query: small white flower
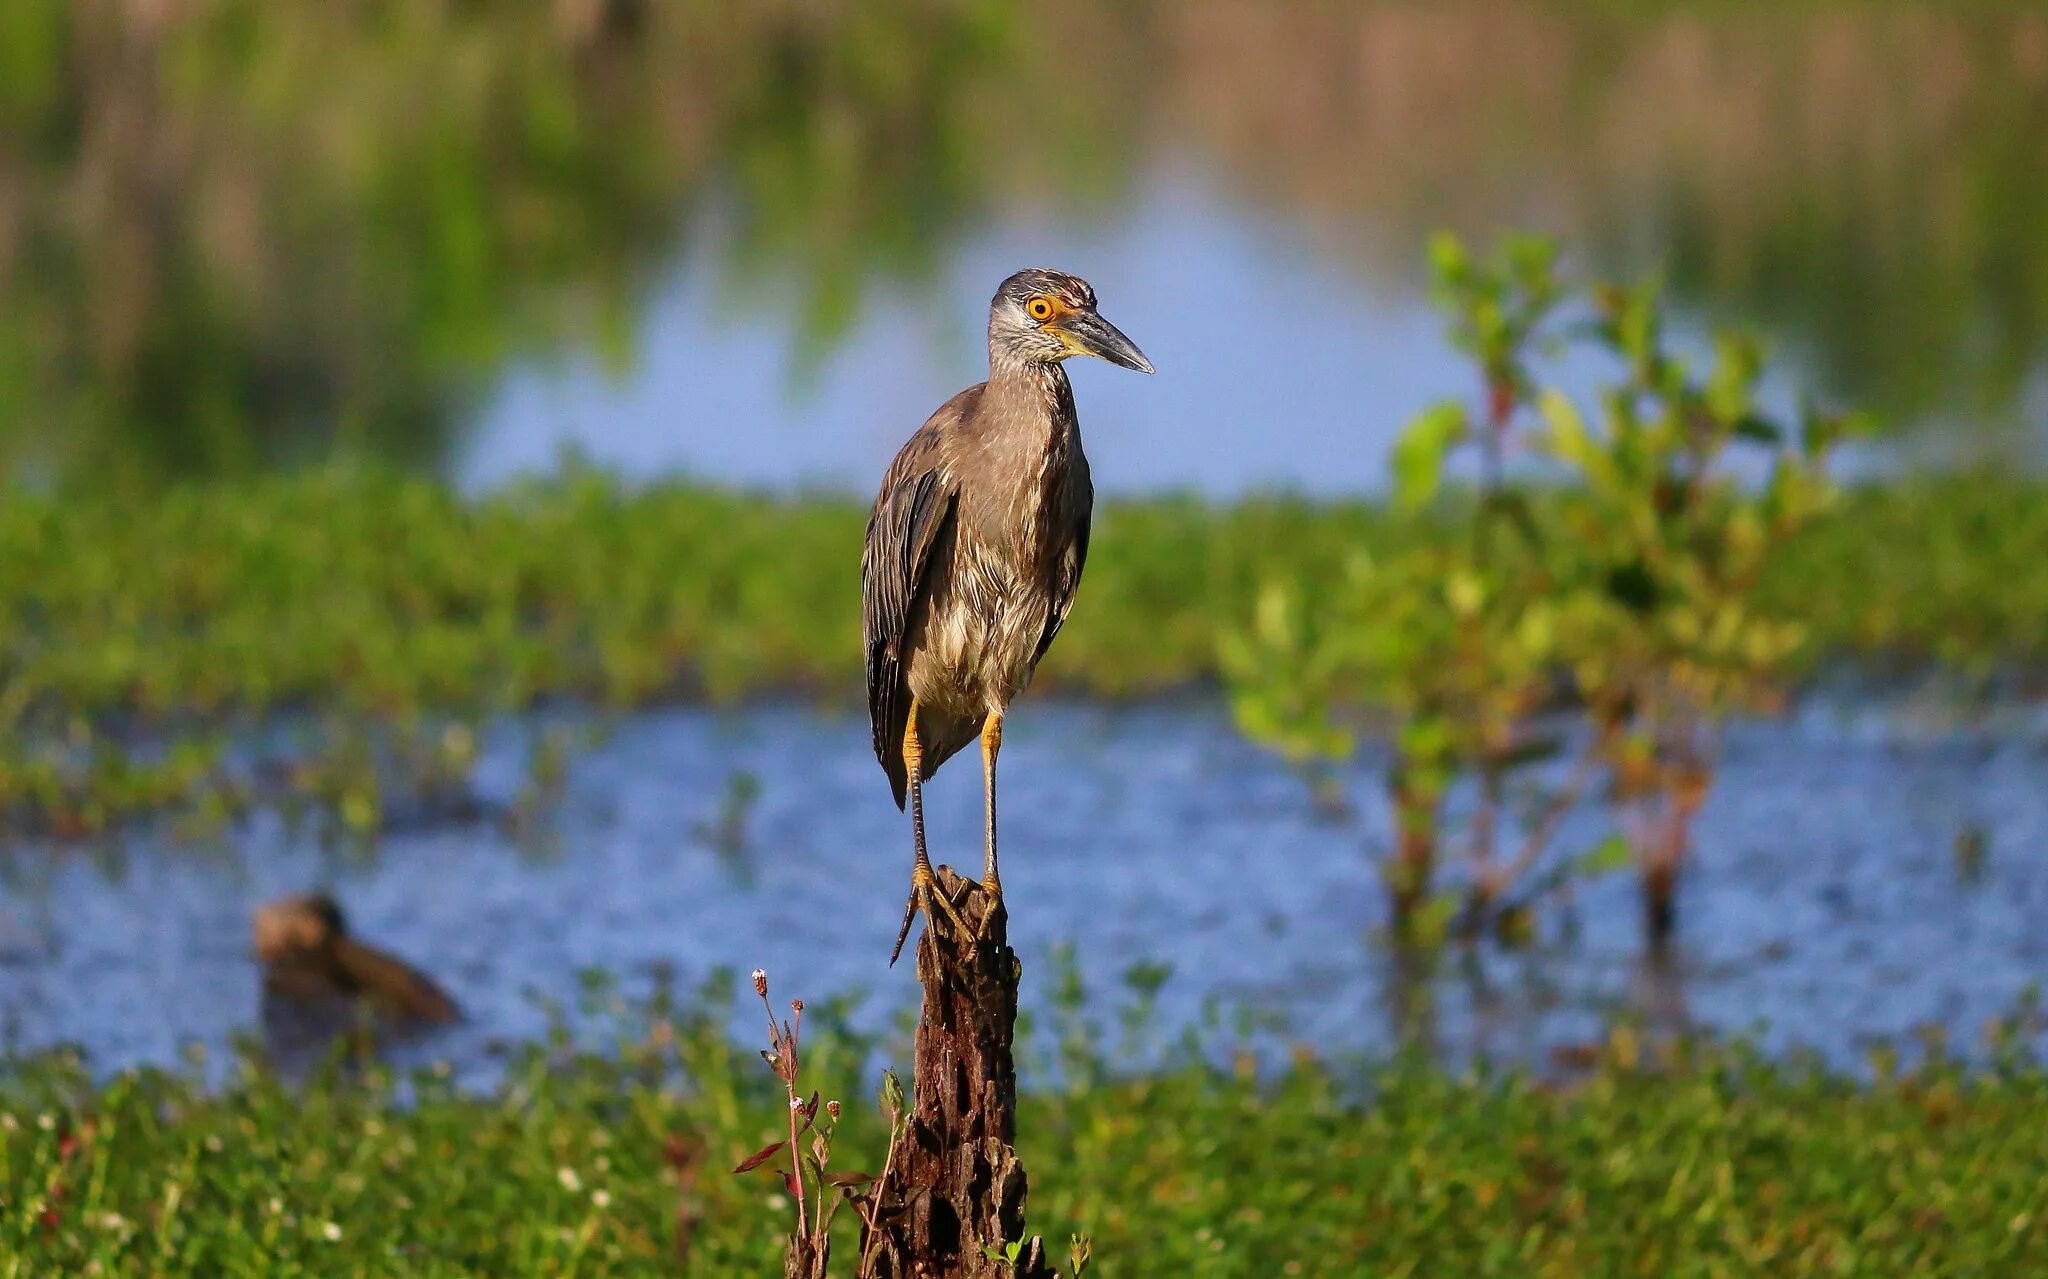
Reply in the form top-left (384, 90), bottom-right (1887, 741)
top-left (204, 1135), bottom-right (223, 1153)
top-left (37, 1113), bottom-right (55, 1131)
top-left (766, 1193), bottom-right (790, 1211)
top-left (591, 1189), bottom-right (612, 1209)
top-left (321, 1222), bottom-right (342, 1242)
top-left (557, 1167), bottom-right (583, 1194)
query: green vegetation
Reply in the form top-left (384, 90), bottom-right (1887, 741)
top-left (3, 980), bottom-right (2046, 1277)
top-left (3, 460), bottom-right (2046, 838)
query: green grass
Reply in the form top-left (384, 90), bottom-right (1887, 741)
top-left (3, 986), bottom-right (2045, 1277)
top-left (3, 467), bottom-right (2045, 835)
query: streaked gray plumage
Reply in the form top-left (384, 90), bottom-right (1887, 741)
top-left (863, 268), bottom-right (1151, 961)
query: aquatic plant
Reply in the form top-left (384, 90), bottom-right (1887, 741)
top-left (1225, 235), bottom-right (1856, 948)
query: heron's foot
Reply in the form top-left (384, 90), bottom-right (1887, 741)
top-left (889, 864), bottom-right (972, 967)
top-left (973, 880), bottom-right (1003, 939)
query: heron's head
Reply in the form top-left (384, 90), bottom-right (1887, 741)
top-left (989, 269), bottom-right (1153, 374)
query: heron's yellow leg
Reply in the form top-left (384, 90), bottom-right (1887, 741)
top-left (890, 701), bottom-right (970, 965)
top-left (980, 711), bottom-right (1003, 887)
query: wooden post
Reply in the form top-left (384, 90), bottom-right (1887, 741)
top-left (861, 867), bottom-right (1054, 1279)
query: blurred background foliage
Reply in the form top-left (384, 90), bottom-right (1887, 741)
top-left (0, 0), bottom-right (1122, 480)
top-left (0, 0), bottom-right (2044, 484)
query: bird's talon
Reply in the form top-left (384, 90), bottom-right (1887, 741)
top-left (888, 892), bottom-right (919, 967)
top-left (889, 870), bottom-right (971, 966)
top-left (926, 878), bottom-right (970, 939)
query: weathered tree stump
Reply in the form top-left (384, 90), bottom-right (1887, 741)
top-left (861, 867), bottom-right (1054, 1279)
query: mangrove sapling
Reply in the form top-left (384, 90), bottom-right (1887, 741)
top-left (1223, 234), bottom-right (1586, 945)
top-left (1542, 281), bottom-right (1854, 947)
top-left (1226, 235), bottom-right (1860, 953)
top-left (1419, 233), bottom-right (1585, 937)
top-left (1220, 532), bottom-right (1576, 945)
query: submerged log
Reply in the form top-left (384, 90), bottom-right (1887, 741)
top-left (860, 867), bottom-right (1054, 1279)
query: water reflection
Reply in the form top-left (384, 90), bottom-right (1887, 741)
top-left (465, 179), bottom-right (1488, 495)
top-left (4, 1), bottom-right (2044, 487)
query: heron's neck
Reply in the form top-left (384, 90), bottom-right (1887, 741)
top-left (984, 352), bottom-right (1074, 431)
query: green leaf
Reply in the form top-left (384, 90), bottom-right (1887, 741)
top-left (1578, 834), bottom-right (1633, 875)
top-left (1427, 231), bottom-right (1471, 289)
top-left (1538, 390), bottom-right (1595, 466)
top-left (1408, 891), bottom-right (1460, 947)
top-left (1444, 569), bottom-right (1486, 618)
top-left (1392, 401), bottom-right (1469, 512)
top-left (1481, 489), bottom-right (1546, 550)
top-left (1503, 234), bottom-right (1561, 295)
top-left (1604, 560), bottom-right (1660, 614)
top-left (1732, 415), bottom-right (1785, 445)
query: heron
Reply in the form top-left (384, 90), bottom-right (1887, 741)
top-left (863, 268), bottom-right (1152, 964)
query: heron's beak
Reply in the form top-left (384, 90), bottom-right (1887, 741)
top-left (1061, 310), bottom-right (1154, 374)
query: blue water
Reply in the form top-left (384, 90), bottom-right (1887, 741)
top-left (5, 699), bottom-right (2044, 1081)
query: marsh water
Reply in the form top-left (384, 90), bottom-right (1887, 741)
top-left (5, 698), bottom-right (2045, 1079)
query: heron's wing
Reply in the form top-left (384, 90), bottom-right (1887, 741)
top-left (863, 424), bottom-right (964, 809)
top-left (1032, 475), bottom-right (1092, 669)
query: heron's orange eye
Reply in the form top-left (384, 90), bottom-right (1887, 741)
top-left (1026, 296), bottom-right (1055, 322)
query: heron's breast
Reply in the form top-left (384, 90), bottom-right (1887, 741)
top-left (906, 535), bottom-right (1052, 715)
